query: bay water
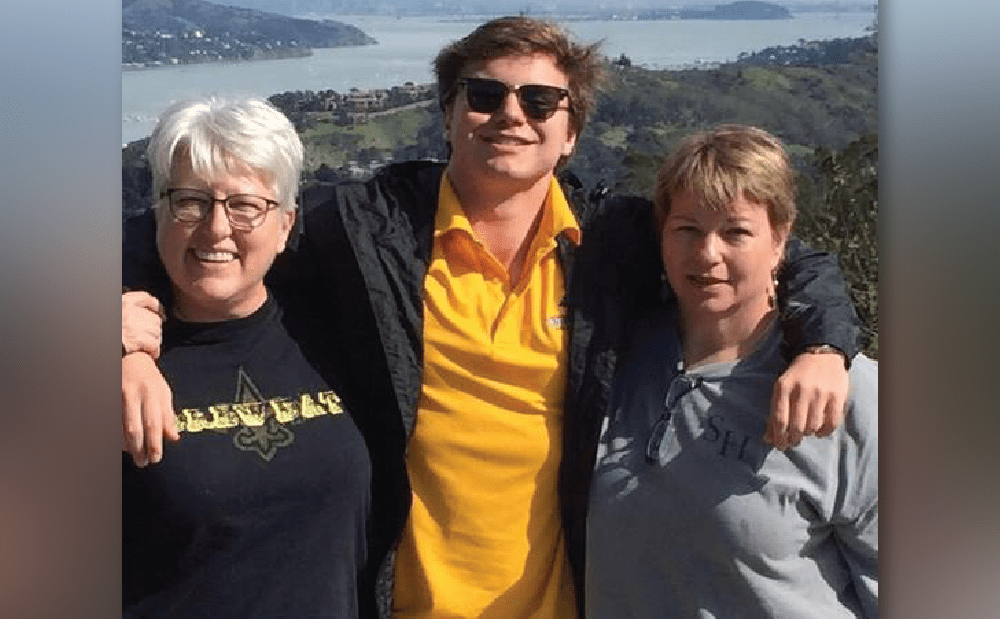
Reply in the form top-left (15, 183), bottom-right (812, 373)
top-left (122, 12), bottom-right (874, 144)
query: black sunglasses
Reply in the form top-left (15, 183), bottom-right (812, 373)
top-left (456, 77), bottom-right (571, 121)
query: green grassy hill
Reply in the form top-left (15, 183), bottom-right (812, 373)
top-left (298, 104), bottom-right (434, 171)
top-left (573, 50), bottom-right (877, 197)
top-left (289, 49), bottom-right (876, 198)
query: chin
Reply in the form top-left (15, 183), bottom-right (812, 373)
top-left (491, 164), bottom-right (551, 186)
top-left (184, 283), bottom-right (241, 307)
top-left (680, 296), bottom-right (736, 316)
top-left (192, 277), bottom-right (239, 298)
top-left (697, 304), bottom-right (737, 317)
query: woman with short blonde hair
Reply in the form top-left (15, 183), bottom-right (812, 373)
top-left (588, 124), bottom-right (878, 619)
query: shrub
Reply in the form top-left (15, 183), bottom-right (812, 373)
top-left (795, 133), bottom-right (878, 358)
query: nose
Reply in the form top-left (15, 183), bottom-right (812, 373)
top-left (202, 198), bottom-right (233, 237)
top-left (696, 233), bottom-right (721, 263)
top-left (496, 89), bottom-right (527, 123)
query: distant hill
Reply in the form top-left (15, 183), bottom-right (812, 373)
top-left (138, 0), bottom-right (814, 19)
top-left (124, 34), bottom-right (876, 211)
top-left (594, 1), bottom-right (793, 22)
top-left (122, 0), bottom-right (376, 48)
top-left (682, 2), bottom-right (792, 20)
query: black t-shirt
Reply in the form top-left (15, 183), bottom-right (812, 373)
top-left (122, 293), bottom-right (371, 619)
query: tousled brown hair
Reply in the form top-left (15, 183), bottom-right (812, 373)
top-left (434, 15), bottom-right (605, 138)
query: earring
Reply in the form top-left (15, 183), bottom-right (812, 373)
top-left (768, 266), bottom-right (779, 309)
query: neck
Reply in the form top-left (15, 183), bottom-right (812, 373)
top-left (679, 304), bottom-right (777, 368)
top-left (172, 288), bottom-right (267, 323)
top-left (446, 166), bottom-right (554, 284)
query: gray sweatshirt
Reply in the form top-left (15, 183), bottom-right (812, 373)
top-left (586, 307), bottom-right (877, 618)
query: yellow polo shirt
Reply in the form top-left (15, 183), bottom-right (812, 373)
top-left (392, 175), bottom-right (580, 619)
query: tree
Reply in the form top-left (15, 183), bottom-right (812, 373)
top-left (612, 53), bottom-right (632, 68)
top-left (795, 133), bottom-right (878, 357)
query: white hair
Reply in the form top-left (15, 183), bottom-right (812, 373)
top-left (147, 96), bottom-right (304, 210)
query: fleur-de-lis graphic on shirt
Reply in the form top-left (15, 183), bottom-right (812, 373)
top-left (232, 366), bottom-right (294, 461)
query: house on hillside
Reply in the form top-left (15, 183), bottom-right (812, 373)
top-left (389, 82), bottom-right (435, 106)
top-left (343, 87), bottom-right (390, 111)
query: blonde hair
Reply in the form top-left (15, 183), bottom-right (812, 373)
top-left (654, 124), bottom-right (797, 234)
top-left (147, 97), bottom-right (304, 210)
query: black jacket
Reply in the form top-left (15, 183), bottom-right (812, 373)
top-left (124, 160), bottom-right (860, 618)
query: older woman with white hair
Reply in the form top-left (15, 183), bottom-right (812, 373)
top-left (587, 125), bottom-right (878, 618)
top-left (122, 97), bottom-right (371, 619)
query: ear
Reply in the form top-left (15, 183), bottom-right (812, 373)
top-left (772, 222), bottom-right (791, 265)
top-left (152, 198), bottom-right (171, 232)
top-left (276, 209), bottom-right (296, 252)
top-left (443, 101), bottom-right (454, 137)
top-left (561, 127), bottom-right (578, 158)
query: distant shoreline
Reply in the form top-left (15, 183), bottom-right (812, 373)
top-left (122, 47), bottom-right (318, 72)
top-left (124, 13), bottom-right (875, 144)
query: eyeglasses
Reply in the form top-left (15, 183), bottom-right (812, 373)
top-left (161, 188), bottom-right (280, 231)
top-left (456, 77), bottom-right (572, 121)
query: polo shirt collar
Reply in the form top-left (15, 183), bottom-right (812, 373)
top-left (435, 175), bottom-right (582, 247)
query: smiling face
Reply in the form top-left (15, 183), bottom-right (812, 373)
top-left (661, 188), bottom-right (788, 329)
top-left (443, 53), bottom-right (578, 193)
top-left (155, 155), bottom-right (294, 322)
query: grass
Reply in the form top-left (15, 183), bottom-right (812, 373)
top-left (300, 105), bottom-right (432, 171)
top-left (742, 66), bottom-right (793, 91)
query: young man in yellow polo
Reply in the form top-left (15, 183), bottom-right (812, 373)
top-left (122, 16), bottom-right (860, 619)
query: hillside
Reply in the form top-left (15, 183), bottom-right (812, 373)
top-left (686, 1), bottom-right (792, 20)
top-left (124, 37), bottom-right (876, 208)
top-left (575, 49), bottom-right (877, 195)
top-left (122, 0), bottom-right (376, 48)
top-left (122, 37), bottom-right (878, 354)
